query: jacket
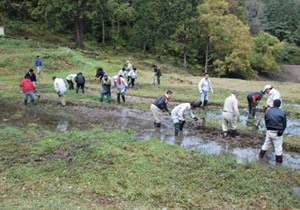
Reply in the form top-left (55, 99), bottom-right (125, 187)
top-left (267, 88), bottom-right (281, 107)
top-left (247, 91), bottom-right (264, 103)
top-left (66, 74), bottom-right (77, 83)
top-left (24, 72), bottom-right (36, 82)
top-left (19, 79), bottom-right (34, 93)
top-left (118, 70), bottom-right (127, 79)
top-left (128, 70), bottom-right (137, 79)
top-left (75, 73), bottom-right (85, 85)
top-left (265, 107), bottom-right (286, 131)
top-left (54, 78), bottom-right (67, 94)
top-left (127, 63), bottom-right (133, 72)
top-left (113, 76), bottom-right (128, 93)
top-left (198, 78), bottom-right (213, 93)
top-left (223, 94), bottom-right (240, 117)
top-left (152, 94), bottom-right (170, 112)
top-left (95, 69), bottom-right (104, 80)
top-left (101, 78), bottom-right (112, 95)
top-left (34, 58), bottom-right (42, 67)
top-left (171, 103), bottom-right (195, 123)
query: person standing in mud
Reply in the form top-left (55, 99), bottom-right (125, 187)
top-left (128, 67), bottom-right (137, 88)
top-left (222, 90), bottom-right (240, 138)
top-left (34, 55), bottom-right (42, 76)
top-left (198, 73), bottom-right (213, 106)
top-left (100, 74), bottom-right (112, 104)
top-left (171, 102), bottom-right (199, 136)
top-left (113, 75), bottom-right (128, 104)
top-left (153, 64), bottom-right (162, 85)
top-left (53, 76), bottom-right (67, 106)
top-left (95, 67), bottom-right (105, 81)
top-left (247, 91), bottom-right (264, 117)
top-left (24, 69), bottom-right (37, 90)
top-left (75, 72), bottom-right (85, 94)
top-left (151, 90), bottom-right (173, 128)
top-left (259, 99), bottom-right (286, 163)
top-left (262, 84), bottom-right (282, 111)
top-left (66, 74), bottom-right (77, 90)
top-left (19, 76), bottom-right (37, 105)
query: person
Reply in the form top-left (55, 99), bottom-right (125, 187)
top-left (259, 99), bottom-right (286, 163)
top-left (95, 67), bottom-right (105, 81)
top-left (153, 64), bottom-right (162, 85)
top-left (151, 90), bottom-right (173, 128)
top-left (113, 75), bottom-right (128, 104)
top-left (118, 67), bottom-right (127, 80)
top-left (24, 69), bottom-right (37, 88)
top-left (100, 74), bottom-right (112, 104)
top-left (34, 56), bottom-right (42, 76)
top-left (66, 74), bottom-right (77, 90)
top-left (222, 90), bottom-right (240, 138)
top-left (75, 72), bottom-right (85, 93)
top-left (198, 73), bottom-right (213, 106)
top-left (126, 61), bottom-right (133, 83)
top-left (128, 67), bottom-right (137, 88)
top-left (247, 91), bottom-right (264, 117)
top-left (262, 84), bottom-right (282, 111)
top-left (19, 76), bottom-right (37, 105)
top-left (171, 102), bottom-right (199, 136)
top-left (53, 76), bottom-right (67, 106)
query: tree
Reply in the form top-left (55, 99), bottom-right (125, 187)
top-left (250, 32), bottom-right (284, 73)
top-left (194, 0), bottom-right (253, 78)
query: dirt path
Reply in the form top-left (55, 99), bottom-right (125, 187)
top-left (256, 65), bottom-right (300, 82)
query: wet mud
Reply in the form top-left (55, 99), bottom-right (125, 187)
top-left (1, 98), bottom-right (300, 169)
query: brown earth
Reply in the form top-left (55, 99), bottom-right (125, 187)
top-left (256, 65), bottom-right (300, 83)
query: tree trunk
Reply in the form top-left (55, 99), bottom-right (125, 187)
top-left (143, 42), bottom-right (146, 53)
top-left (101, 16), bottom-right (105, 44)
top-left (183, 24), bottom-right (187, 69)
top-left (205, 43), bottom-right (209, 74)
top-left (151, 36), bottom-right (155, 55)
top-left (74, 16), bottom-right (84, 49)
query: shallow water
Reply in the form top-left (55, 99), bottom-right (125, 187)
top-left (1, 99), bottom-right (300, 170)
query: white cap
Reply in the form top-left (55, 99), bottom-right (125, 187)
top-left (126, 61), bottom-right (130, 63)
top-left (263, 84), bottom-right (272, 93)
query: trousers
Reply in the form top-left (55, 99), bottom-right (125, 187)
top-left (262, 130), bottom-right (283, 156)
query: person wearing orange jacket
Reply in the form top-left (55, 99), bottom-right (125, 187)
top-left (247, 91), bottom-right (264, 117)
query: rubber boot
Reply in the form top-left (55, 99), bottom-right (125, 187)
top-left (76, 88), bottom-right (79, 94)
top-left (231, 130), bottom-right (240, 138)
top-left (259, 150), bottom-right (266, 158)
top-left (122, 95), bottom-right (126, 103)
top-left (82, 87), bottom-right (85, 93)
top-left (179, 121), bottom-right (185, 131)
top-left (24, 99), bottom-right (28, 105)
top-left (204, 100), bottom-right (208, 106)
top-left (276, 155), bottom-right (283, 163)
top-left (223, 131), bottom-right (228, 138)
top-left (108, 96), bottom-right (112, 104)
top-left (174, 123), bottom-right (180, 136)
top-left (155, 122), bottom-right (161, 128)
top-left (100, 95), bottom-right (104, 102)
top-left (117, 94), bottom-right (121, 104)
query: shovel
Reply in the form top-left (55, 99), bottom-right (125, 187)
top-left (255, 112), bottom-right (264, 129)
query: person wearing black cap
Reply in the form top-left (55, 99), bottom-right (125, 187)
top-left (259, 99), bottom-right (286, 163)
top-left (171, 102), bottom-right (199, 136)
top-left (75, 72), bottom-right (85, 93)
top-left (95, 67), bottom-right (105, 81)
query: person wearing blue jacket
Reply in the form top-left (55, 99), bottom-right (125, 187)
top-left (75, 72), bottom-right (85, 94)
top-left (247, 91), bottom-right (264, 117)
top-left (259, 99), bottom-right (286, 163)
top-left (34, 56), bottom-right (42, 76)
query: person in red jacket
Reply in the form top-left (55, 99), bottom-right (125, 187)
top-left (19, 76), bottom-right (37, 105)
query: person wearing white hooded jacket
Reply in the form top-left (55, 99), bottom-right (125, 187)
top-left (53, 76), bottom-right (67, 106)
top-left (262, 84), bottom-right (282, 110)
top-left (171, 102), bottom-right (199, 136)
top-left (113, 75), bottom-right (128, 104)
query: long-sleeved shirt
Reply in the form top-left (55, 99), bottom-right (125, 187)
top-left (267, 88), bottom-right (281, 107)
top-left (128, 70), bottom-right (137, 79)
top-left (24, 72), bottom-right (37, 82)
top-left (113, 76), bottom-right (128, 93)
top-left (127, 63), bottom-right (133, 72)
top-left (118, 70), bottom-right (127, 79)
top-left (75, 73), bottom-right (85, 85)
top-left (171, 103), bottom-right (195, 122)
top-left (152, 94), bottom-right (170, 112)
top-left (66, 74), bottom-right (77, 83)
top-left (247, 91), bottom-right (264, 103)
top-left (198, 78), bottom-right (213, 93)
top-left (34, 58), bottom-right (42, 67)
top-left (223, 94), bottom-right (240, 117)
top-left (54, 78), bottom-right (67, 94)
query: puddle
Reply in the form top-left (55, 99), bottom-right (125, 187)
top-left (292, 187), bottom-right (300, 196)
top-left (206, 110), bottom-right (300, 136)
top-left (1, 98), bottom-right (300, 170)
top-left (285, 103), bottom-right (300, 108)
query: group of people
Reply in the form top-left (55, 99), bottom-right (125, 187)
top-left (19, 57), bottom-right (287, 163)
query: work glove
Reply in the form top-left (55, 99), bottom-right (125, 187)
top-left (277, 130), bottom-right (283, 137)
top-left (193, 117), bottom-right (198, 121)
top-left (125, 86), bottom-right (128, 92)
top-left (263, 105), bottom-right (270, 112)
top-left (57, 91), bottom-right (60, 95)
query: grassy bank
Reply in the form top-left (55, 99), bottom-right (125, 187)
top-left (0, 125), bottom-right (300, 209)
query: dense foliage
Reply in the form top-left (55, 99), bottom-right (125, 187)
top-left (1, 0), bottom-right (298, 78)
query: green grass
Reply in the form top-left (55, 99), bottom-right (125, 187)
top-left (0, 125), bottom-right (300, 209)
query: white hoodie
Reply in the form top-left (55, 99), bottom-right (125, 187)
top-left (54, 78), bottom-right (67, 95)
top-left (171, 103), bottom-right (195, 123)
top-left (267, 88), bottom-right (282, 107)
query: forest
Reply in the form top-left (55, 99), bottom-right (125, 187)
top-left (1, 0), bottom-right (300, 78)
